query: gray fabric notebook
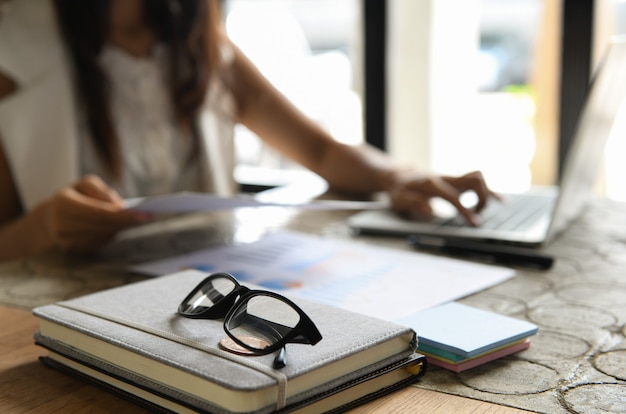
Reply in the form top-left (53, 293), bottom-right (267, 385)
top-left (33, 270), bottom-right (424, 414)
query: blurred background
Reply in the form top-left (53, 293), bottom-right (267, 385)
top-left (223, 0), bottom-right (626, 200)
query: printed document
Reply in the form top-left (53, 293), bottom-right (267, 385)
top-left (130, 231), bottom-right (515, 320)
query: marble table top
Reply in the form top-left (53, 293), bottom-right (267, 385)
top-left (2, 198), bottom-right (625, 414)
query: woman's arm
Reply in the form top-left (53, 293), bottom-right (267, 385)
top-left (0, 143), bottom-right (152, 260)
top-left (226, 45), bottom-right (393, 194)
top-left (226, 44), bottom-right (497, 225)
top-left (0, 71), bottom-right (151, 262)
top-left (0, 166), bottom-right (152, 261)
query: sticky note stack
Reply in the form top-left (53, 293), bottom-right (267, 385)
top-left (404, 302), bottom-right (538, 372)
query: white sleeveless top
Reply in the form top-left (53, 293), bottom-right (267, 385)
top-left (80, 44), bottom-right (204, 198)
top-left (0, 0), bottom-right (238, 209)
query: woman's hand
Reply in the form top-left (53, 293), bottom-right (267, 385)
top-left (36, 175), bottom-right (152, 253)
top-left (388, 170), bottom-right (500, 226)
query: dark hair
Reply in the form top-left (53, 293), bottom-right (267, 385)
top-left (53, 0), bottom-right (222, 179)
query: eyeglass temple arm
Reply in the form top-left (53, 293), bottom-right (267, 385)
top-left (273, 346), bottom-right (287, 369)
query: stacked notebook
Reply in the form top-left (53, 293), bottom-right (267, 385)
top-left (33, 270), bottom-right (426, 414)
top-left (402, 302), bottom-right (538, 372)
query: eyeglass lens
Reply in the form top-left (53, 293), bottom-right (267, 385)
top-left (180, 277), bottom-right (237, 315)
top-left (226, 295), bottom-right (301, 351)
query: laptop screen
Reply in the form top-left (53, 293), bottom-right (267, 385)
top-left (547, 36), bottom-right (626, 242)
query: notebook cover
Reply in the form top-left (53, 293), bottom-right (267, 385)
top-left (33, 269), bottom-right (418, 414)
top-left (38, 349), bottom-right (426, 414)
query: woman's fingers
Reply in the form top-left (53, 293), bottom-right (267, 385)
top-left (444, 171), bottom-right (501, 213)
top-left (73, 174), bottom-right (125, 206)
top-left (44, 176), bottom-right (152, 252)
top-left (390, 171), bottom-right (501, 226)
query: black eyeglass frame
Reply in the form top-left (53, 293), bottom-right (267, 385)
top-left (177, 273), bottom-right (322, 356)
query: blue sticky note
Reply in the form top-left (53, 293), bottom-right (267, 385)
top-left (398, 302), bottom-right (538, 358)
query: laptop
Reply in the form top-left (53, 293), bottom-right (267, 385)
top-left (349, 36), bottom-right (626, 248)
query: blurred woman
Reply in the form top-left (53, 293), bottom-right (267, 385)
top-left (0, 0), bottom-right (496, 261)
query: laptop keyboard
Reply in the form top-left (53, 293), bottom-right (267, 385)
top-left (440, 194), bottom-right (554, 231)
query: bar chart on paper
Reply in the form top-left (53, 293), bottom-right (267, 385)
top-left (131, 231), bottom-right (515, 320)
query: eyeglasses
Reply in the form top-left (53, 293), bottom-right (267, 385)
top-left (177, 272), bottom-right (322, 369)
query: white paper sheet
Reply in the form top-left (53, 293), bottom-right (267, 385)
top-left (124, 192), bottom-right (388, 213)
top-left (130, 231), bottom-right (515, 321)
